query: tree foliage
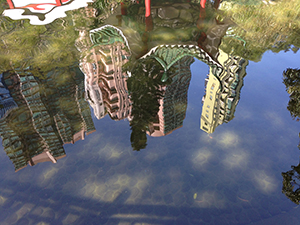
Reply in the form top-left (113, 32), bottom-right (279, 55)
top-left (125, 58), bottom-right (167, 151)
top-left (219, 0), bottom-right (300, 61)
top-left (283, 68), bottom-right (300, 120)
top-left (282, 162), bottom-right (300, 205)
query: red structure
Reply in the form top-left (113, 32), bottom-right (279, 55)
top-left (145, 0), bottom-right (151, 17)
top-left (200, 0), bottom-right (206, 8)
top-left (6, 0), bottom-right (71, 9)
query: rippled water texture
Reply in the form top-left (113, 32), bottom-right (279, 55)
top-left (1, 0), bottom-right (300, 224)
top-left (0, 51), bottom-right (298, 224)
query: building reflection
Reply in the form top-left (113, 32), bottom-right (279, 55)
top-left (201, 50), bottom-right (248, 133)
top-left (79, 26), bottom-right (132, 121)
top-left (77, 1), bottom-right (249, 148)
top-left (147, 56), bottom-right (193, 137)
top-left (0, 67), bottom-right (95, 171)
top-left (0, 72), bottom-right (18, 119)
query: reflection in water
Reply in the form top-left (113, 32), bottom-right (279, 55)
top-left (283, 68), bottom-right (300, 122)
top-left (201, 50), bottom-right (248, 133)
top-left (78, 1), bottom-right (248, 150)
top-left (282, 68), bottom-right (300, 205)
top-left (0, 67), bottom-right (95, 171)
top-left (2, 0), bottom-right (93, 25)
top-left (0, 0), bottom-right (300, 224)
top-left (283, 68), bottom-right (300, 150)
top-left (127, 58), bottom-right (165, 150)
top-left (282, 162), bottom-right (300, 205)
top-left (80, 25), bottom-right (132, 121)
top-left (0, 0), bottom-right (250, 168)
top-left (147, 56), bottom-right (193, 137)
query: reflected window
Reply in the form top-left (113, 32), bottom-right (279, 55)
top-left (202, 126), bottom-right (208, 131)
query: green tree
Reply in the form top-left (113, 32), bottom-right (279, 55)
top-left (282, 162), bottom-right (300, 205)
top-left (126, 58), bottom-right (167, 151)
top-left (283, 68), bottom-right (300, 120)
top-left (219, 0), bottom-right (300, 61)
top-left (0, 6), bottom-right (100, 76)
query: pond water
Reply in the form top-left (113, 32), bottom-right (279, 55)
top-left (1, 0), bottom-right (300, 224)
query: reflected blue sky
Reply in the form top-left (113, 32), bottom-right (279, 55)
top-left (0, 50), bottom-right (299, 224)
top-left (1, 0), bottom-right (300, 222)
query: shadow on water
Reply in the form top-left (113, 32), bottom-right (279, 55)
top-left (0, 183), bottom-right (231, 225)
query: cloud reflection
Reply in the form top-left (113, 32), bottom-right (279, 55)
top-left (191, 148), bottom-right (212, 169)
top-left (252, 170), bottom-right (278, 193)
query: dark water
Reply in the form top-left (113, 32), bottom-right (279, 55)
top-left (1, 0), bottom-right (300, 224)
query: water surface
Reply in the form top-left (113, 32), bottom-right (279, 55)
top-left (0, 0), bottom-right (300, 224)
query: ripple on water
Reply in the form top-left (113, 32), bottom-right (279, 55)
top-left (64, 165), bottom-right (77, 175)
top-left (18, 182), bottom-right (31, 192)
top-left (86, 175), bottom-right (97, 184)
top-left (164, 193), bottom-right (174, 205)
top-left (217, 131), bottom-right (239, 148)
top-left (153, 204), bottom-right (169, 217)
top-left (31, 206), bottom-right (44, 215)
top-left (175, 215), bottom-right (190, 225)
top-left (38, 189), bottom-right (55, 200)
top-left (57, 176), bottom-right (69, 186)
top-left (199, 210), bottom-right (212, 223)
top-left (167, 182), bottom-right (181, 195)
top-left (4, 212), bottom-right (18, 224)
top-left (152, 194), bottom-right (163, 204)
top-left (246, 209), bottom-right (261, 223)
top-left (77, 162), bottom-right (91, 174)
top-left (129, 187), bottom-right (140, 200)
top-left (235, 211), bottom-right (251, 224)
top-left (277, 198), bottom-right (294, 212)
top-left (95, 185), bottom-right (108, 198)
top-left (173, 192), bottom-right (186, 206)
top-left (60, 195), bottom-right (76, 206)
top-left (16, 217), bottom-right (30, 225)
top-left (141, 189), bottom-right (152, 202)
top-left (107, 175), bottom-right (119, 186)
top-left (2, 198), bottom-right (15, 209)
top-left (126, 159), bottom-right (138, 171)
top-left (42, 208), bottom-right (56, 219)
top-left (38, 176), bottom-right (52, 187)
top-left (181, 182), bottom-right (191, 193)
top-left (119, 175), bottom-right (131, 186)
top-left (268, 204), bottom-right (282, 216)
top-left (96, 169), bottom-right (106, 179)
top-left (212, 216), bottom-right (230, 225)
top-left (179, 205), bottom-right (194, 218)
top-left (127, 177), bottom-right (138, 187)
top-left (103, 190), bottom-right (115, 202)
top-left (110, 183), bottom-right (120, 191)
top-left (108, 157), bottom-right (121, 166)
top-left (0, 208), bottom-right (8, 222)
top-left (18, 168), bottom-right (36, 181)
top-left (257, 207), bottom-right (271, 220)
top-left (3, 179), bottom-right (18, 187)
top-left (102, 164), bottom-right (112, 174)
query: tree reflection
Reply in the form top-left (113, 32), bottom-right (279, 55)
top-left (0, 5), bottom-right (98, 75)
top-left (125, 58), bottom-right (167, 150)
top-left (219, 0), bottom-right (300, 61)
top-left (282, 162), bottom-right (300, 205)
top-left (283, 68), bottom-right (300, 121)
top-left (282, 68), bottom-right (300, 204)
top-left (283, 68), bottom-right (300, 149)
